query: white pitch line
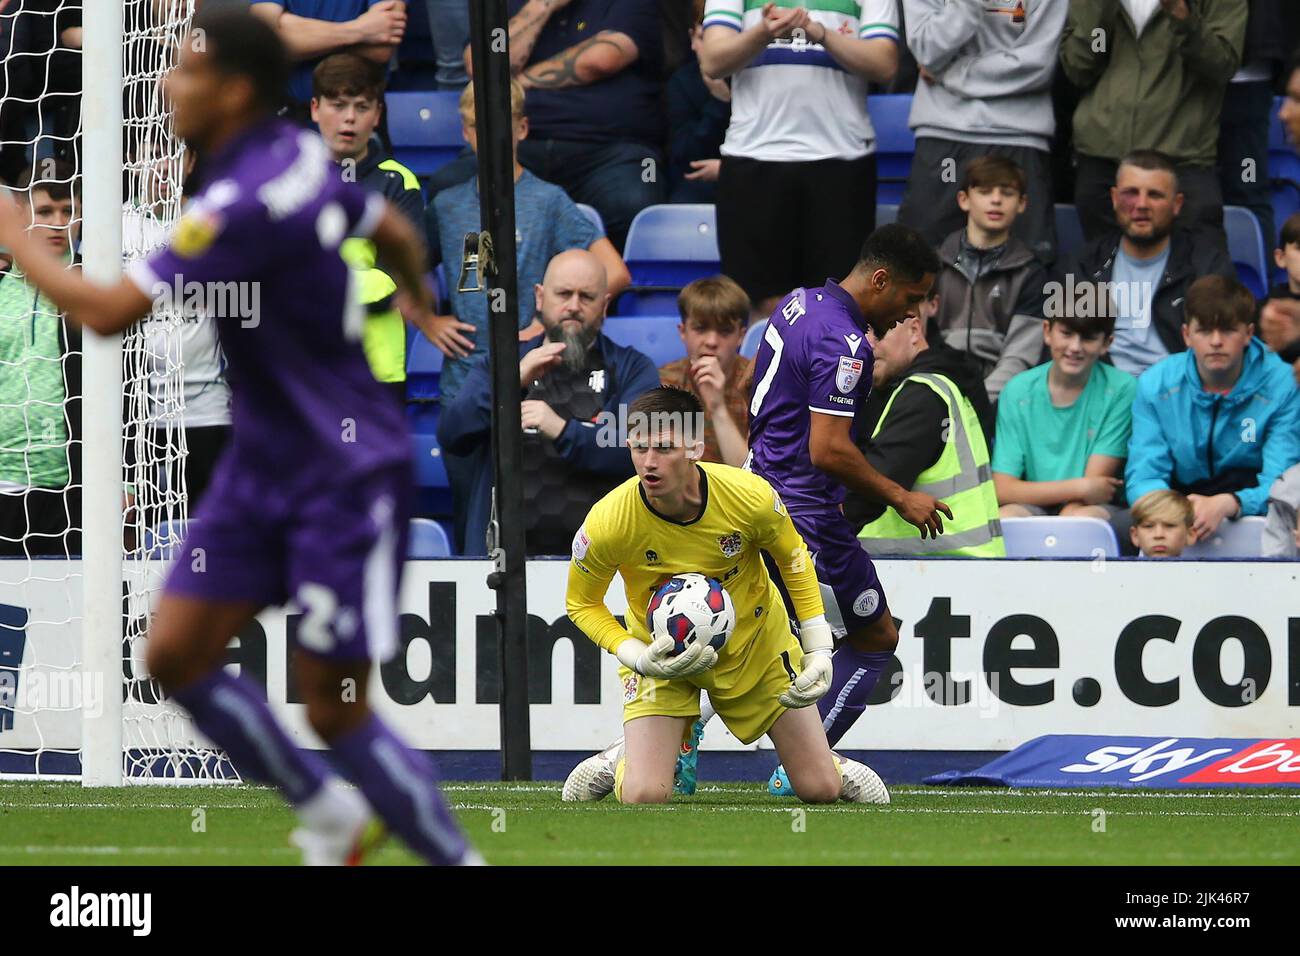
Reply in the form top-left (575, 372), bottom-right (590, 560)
top-left (0, 845), bottom-right (298, 856)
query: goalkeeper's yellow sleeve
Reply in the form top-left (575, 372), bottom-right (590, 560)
top-left (755, 488), bottom-right (824, 624)
top-left (565, 523), bottom-right (633, 654)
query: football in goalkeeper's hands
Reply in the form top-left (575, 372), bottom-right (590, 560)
top-left (646, 573), bottom-right (736, 656)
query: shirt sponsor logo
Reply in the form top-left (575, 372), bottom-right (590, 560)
top-left (852, 588), bottom-right (880, 618)
top-left (717, 531), bottom-right (743, 558)
top-left (836, 356), bottom-right (864, 394)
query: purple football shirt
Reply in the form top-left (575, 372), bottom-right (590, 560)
top-left (128, 118), bottom-right (406, 485)
top-left (747, 280), bottom-right (875, 513)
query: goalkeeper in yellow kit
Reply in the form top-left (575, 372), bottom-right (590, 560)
top-left (564, 387), bottom-right (887, 804)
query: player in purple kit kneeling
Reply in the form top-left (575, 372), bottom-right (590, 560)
top-left (747, 225), bottom-right (949, 780)
top-left (0, 9), bottom-right (478, 865)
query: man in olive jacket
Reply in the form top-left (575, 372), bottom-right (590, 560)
top-left (1061, 0), bottom-right (1247, 243)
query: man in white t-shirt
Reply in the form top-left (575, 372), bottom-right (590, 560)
top-left (125, 143), bottom-right (232, 516)
top-left (700, 0), bottom-right (899, 320)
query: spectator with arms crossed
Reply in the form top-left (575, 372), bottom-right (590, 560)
top-left (993, 304), bottom-right (1135, 522)
top-left (251, 0), bottom-right (407, 115)
top-left (658, 276), bottom-right (752, 467)
top-left (1126, 275), bottom-right (1300, 542)
top-left (464, 0), bottom-right (667, 250)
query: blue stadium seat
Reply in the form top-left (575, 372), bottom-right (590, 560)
top-left (1224, 205), bottom-right (1269, 299)
top-left (576, 203), bottom-right (605, 235)
top-left (602, 316), bottom-right (687, 367)
top-left (868, 94), bottom-right (915, 204)
top-left (1181, 516), bottom-right (1266, 559)
top-left (406, 326), bottom-right (445, 400)
top-left (408, 518), bottom-right (452, 559)
top-left (876, 203), bottom-right (898, 226)
top-left (618, 204), bottom-right (720, 315)
top-left (386, 91), bottom-right (465, 179)
top-left (1000, 517), bottom-right (1119, 558)
top-left (740, 318), bottom-right (767, 359)
top-left (1054, 204), bottom-right (1085, 263)
top-left (410, 427), bottom-right (453, 516)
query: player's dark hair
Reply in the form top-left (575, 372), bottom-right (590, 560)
top-left (629, 386), bottom-right (703, 421)
top-left (1279, 211), bottom-right (1300, 250)
top-left (313, 52), bottom-right (385, 102)
top-left (856, 223), bottom-right (940, 284)
top-left (960, 154), bottom-right (1027, 195)
top-left (1118, 149), bottom-right (1180, 193)
top-left (15, 159), bottom-right (79, 202)
top-left (192, 6), bottom-right (289, 114)
top-left (1184, 274), bottom-right (1257, 332)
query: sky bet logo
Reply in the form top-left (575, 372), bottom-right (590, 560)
top-left (1062, 736), bottom-right (1300, 786)
top-left (49, 886), bottom-right (152, 936)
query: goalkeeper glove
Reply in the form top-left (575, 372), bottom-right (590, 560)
top-left (616, 636), bottom-right (718, 680)
top-left (779, 615), bottom-right (834, 709)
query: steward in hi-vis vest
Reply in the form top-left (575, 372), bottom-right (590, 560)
top-left (844, 314), bottom-right (1003, 557)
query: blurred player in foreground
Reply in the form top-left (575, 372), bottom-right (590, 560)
top-left (747, 225), bottom-right (944, 791)
top-left (0, 9), bottom-right (477, 866)
top-left (562, 387), bottom-right (888, 804)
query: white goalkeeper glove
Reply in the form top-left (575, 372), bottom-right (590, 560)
top-left (616, 636), bottom-right (718, 680)
top-left (779, 615), bottom-right (834, 709)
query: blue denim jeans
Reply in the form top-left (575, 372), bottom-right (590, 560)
top-left (426, 0), bottom-right (470, 90)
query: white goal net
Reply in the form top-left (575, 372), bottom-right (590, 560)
top-left (0, 0), bottom-right (238, 784)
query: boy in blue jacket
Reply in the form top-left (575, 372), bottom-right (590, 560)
top-left (1127, 275), bottom-right (1300, 543)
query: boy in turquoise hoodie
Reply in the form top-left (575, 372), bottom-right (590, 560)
top-left (1127, 274), bottom-right (1300, 543)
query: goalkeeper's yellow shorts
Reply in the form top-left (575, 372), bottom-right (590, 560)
top-left (618, 615), bottom-right (803, 745)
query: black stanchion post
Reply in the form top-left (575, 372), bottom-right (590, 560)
top-left (466, 0), bottom-right (531, 780)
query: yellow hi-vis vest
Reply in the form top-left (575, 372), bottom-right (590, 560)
top-left (858, 371), bottom-right (1005, 557)
top-left (339, 159), bottom-right (420, 384)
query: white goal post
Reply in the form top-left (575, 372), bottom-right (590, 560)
top-left (0, 1), bottom-right (238, 785)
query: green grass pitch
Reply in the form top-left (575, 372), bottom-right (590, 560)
top-left (1, 782), bottom-right (1297, 865)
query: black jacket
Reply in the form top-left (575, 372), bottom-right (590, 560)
top-left (1059, 228), bottom-right (1236, 358)
top-left (844, 341), bottom-right (992, 530)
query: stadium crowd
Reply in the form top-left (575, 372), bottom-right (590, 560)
top-left (2, 0), bottom-right (1300, 561)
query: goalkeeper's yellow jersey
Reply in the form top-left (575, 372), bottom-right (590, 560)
top-left (566, 462), bottom-right (825, 657)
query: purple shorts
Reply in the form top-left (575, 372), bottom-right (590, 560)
top-left (785, 509), bottom-right (888, 633)
top-left (164, 458), bottom-right (413, 662)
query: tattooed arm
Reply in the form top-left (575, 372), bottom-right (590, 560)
top-left (465, 0), bottom-right (577, 77)
top-left (518, 30), bottom-right (639, 90)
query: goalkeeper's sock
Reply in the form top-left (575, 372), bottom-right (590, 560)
top-left (171, 670), bottom-right (329, 804)
top-left (817, 646), bottom-right (893, 748)
top-left (329, 713), bottom-right (474, 866)
top-left (699, 693), bottom-right (717, 726)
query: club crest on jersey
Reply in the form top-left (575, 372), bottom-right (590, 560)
top-left (717, 531), bottom-right (743, 558)
top-left (836, 356), bottom-right (864, 394)
top-left (623, 674), bottom-right (639, 702)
